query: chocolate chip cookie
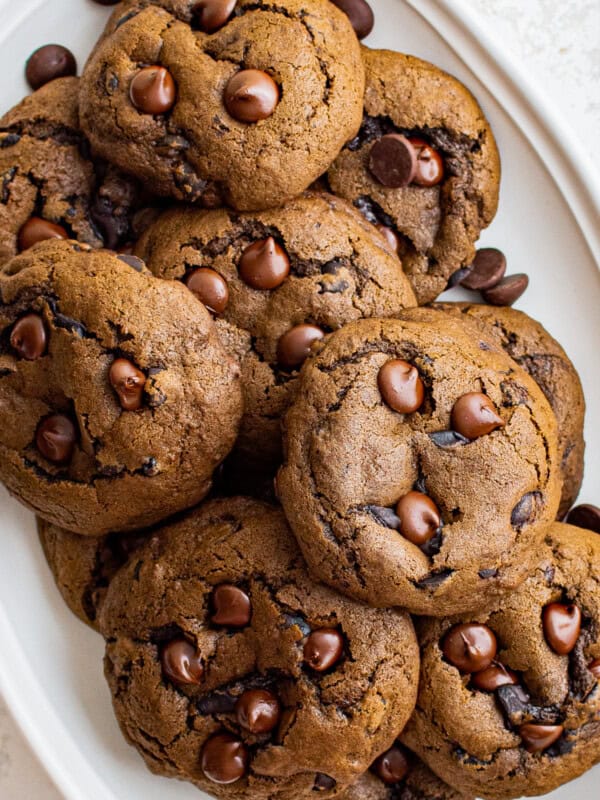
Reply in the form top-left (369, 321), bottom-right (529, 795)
top-left (0, 239), bottom-right (242, 535)
top-left (79, 0), bottom-right (364, 211)
top-left (136, 192), bottom-right (417, 472)
top-left (402, 522), bottom-right (600, 799)
top-left (277, 309), bottom-right (561, 615)
top-left (326, 48), bottom-right (500, 304)
top-left (433, 302), bottom-right (585, 518)
top-left (99, 497), bottom-right (420, 797)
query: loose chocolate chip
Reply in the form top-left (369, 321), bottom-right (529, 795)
top-left (109, 358), bottom-right (145, 411)
top-left (408, 137), bottom-right (444, 187)
top-left (25, 44), bottom-right (76, 90)
top-left (277, 324), bottom-right (325, 370)
top-left (395, 491), bottom-right (441, 547)
top-left (303, 629), bottom-right (344, 672)
top-left (314, 774), bottom-right (336, 791)
top-left (185, 268), bottom-right (229, 313)
top-left (238, 237), bottom-right (290, 290)
top-left (460, 248), bottom-right (507, 291)
top-left (371, 743), bottom-right (410, 785)
top-left (519, 723), bottom-right (564, 754)
top-left (471, 662), bottom-right (519, 692)
top-left (542, 602), bottom-right (582, 655)
top-left (117, 254), bottom-right (145, 272)
top-left (10, 314), bottom-right (47, 360)
top-left (130, 66), bottom-right (176, 115)
top-left (35, 414), bottom-right (77, 464)
top-left (224, 70), bottom-right (279, 123)
top-left (330, 0), bottom-right (374, 39)
top-left (376, 224), bottom-right (401, 254)
top-left (482, 274), bottom-right (529, 306)
top-left (369, 134), bottom-right (417, 188)
top-left (442, 623), bottom-right (497, 673)
top-left (18, 217), bottom-right (67, 252)
top-left (235, 689), bottom-right (280, 734)
top-left (429, 430), bottom-right (469, 448)
top-left (378, 359), bottom-right (424, 414)
top-left (211, 584), bottom-right (251, 627)
top-left (447, 266), bottom-right (472, 288)
top-left (201, 733), bottom-right (248, 784)
top-left (451, 392), bottom-right (505, 439)
top-left (160, 638), bottom-right (203, 686)
top-left (92, 0), bottom-right (121, 4)
top-left (510, 492), bottom-right (542, 530)
top-left (565, 504), bottom-right (600, 534)
top-left (589, 659), bottom-right (600, 679)
top-left (193, 0), bottom-right (237, 32)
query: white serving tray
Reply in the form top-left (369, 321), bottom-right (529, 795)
top-left (0, 1), bottom-right (598, 799)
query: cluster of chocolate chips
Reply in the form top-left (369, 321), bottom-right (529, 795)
top-left (451, 247), bottom-right (529, 307)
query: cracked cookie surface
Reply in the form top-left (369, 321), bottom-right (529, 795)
top-left (277, 309), bottom-right (561, 615)
top-left (99, 496), bottom-right (419, 797)
top-left (79, 0), bottom-right (364, 210)
top-left (0, 239), bottom-right (242, 535)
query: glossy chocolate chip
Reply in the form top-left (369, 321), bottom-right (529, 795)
top-left (461, 248), bottom-right (507, 291)
top-left (238, 237), bottom-right (290, 290)
top-left (451, 392), bottom-right (505, 439)
top-left (378, 359), bottom-right (424, 414)
top-left (442, 623), bottom-right (497, 673)
top-left (511, 492), bottom-right (542, 530)
top-left (185, 268), bottom-right (229, 313)
top-left (235, 689), bottom-right (280, 734)
top-left (565, 504), bottom-right (600, 534)
top-left (395, 491), bottom-right (441, 547)
top-left (109, 358), bottom-right (145, 411)
top-left (471, 662), bottom-right (519, 692)
top-left (369, 134), bottom-right (417, 188)
top-left (211, 584), bottom-right (251, 627)
top-left (371, 743), bottom-right (410, 785)
top-left (224, 70), bottom-right (279, 122)
top-left (330, 0), bottom-right (374, 39)
top-left (519, 723), bottom-right (564, 753)
top-left (376, 224), bottom-right (401, 254)
top-left (408, 137), bottom-right (444, 187)
top-left (314, 774), bottom-right (337, 791)
top-left (117, 254), bottom-right (145, 272)
top-left (303, 629), bottom-right (344, 672)
top-left (160, 638), bottom-right (203, 686)
top-left (25, 44), bottom-right (76, 90)
top-left (277, 324), bottom-right (325, 370)
top-left (482, 273), bottom-right (529, 306)
top-left (542, 602), bottom-right (582, 655)
top-left (429, 430), bottom-right (469, 448)
top-left (589, 659), bottom-right (600, 679)
top-left (18, 217), bottom-right (67, 252)
top-left (193, 0), bottom-right (236, 32)
top-left (447, 266), bottom-right (472, 288)
top-left (35, 414), bottom-right (77, 464)
top-left (201, 733), bottom-right (248, 784)
top-left (10, 314), bottom-right (47, 360)
top-left (130, 66), bottom-right (176, 114)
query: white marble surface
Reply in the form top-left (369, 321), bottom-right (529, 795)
top-left (1, 1), bottom-right (599, 798)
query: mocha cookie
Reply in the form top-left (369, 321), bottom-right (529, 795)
top-left (326, 48), bottom-right (500, 304)
top-left (79, 0), bottom-right (364, 211)
top-left (136, 193), bottom-right (417, 472)
top-left (99, 497), bottom-right (420, 797)
top-left (433, 303), bottom-right (585, 518)
top-left (0, 239), bottom-right (242, 535)
top-left (402, 522), bottom-right (600, 799)
top-left (277, 310), bottom-right (561, 615)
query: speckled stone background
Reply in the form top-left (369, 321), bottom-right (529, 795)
top-left (1, 1), bottom-right (599, 798)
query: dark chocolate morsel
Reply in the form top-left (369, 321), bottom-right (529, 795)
top-left (18, 217), bottom-right (67, 251)
top-left (235, 689), bottom-right (280, 734)
top-left (511, 492), bottom-right (542, 530)
top-left (109, 358), bottom-right (146, 411)
top-left (185, 268), bottom-right (229, 313)
top-left (451, 392), bottom-right (504, 439)
top-left (303, 629), bottom-right (344, 671)
top-left (211, 584), bottom-right (251, 627)
top-left (130, 66), bottom-right (176, 114)
top-left (277, 324), bottom-right (325, 370)
top-left (193, 0), bottom-right (237, 32)
top-left (565, 504), bottom-right (600, 534)
top-left (10, 314), bottom-right (47, 360)
top-left (461, 248), bottom-right (507, 291)
top-left (542, 602), bottom-right (582, 655)
top-left (442, 623), bottom-right (497, 673)
top-left (224, 70), bottom-right (279, 123)
top-left (329, 0), bottom-right (374, 39)
top-left (369, 134), bottom-right (417, 188)
top-left (482, 273), bottom-right (529, 306)
top-left (471, 662), bottom-right (519, 692)
top-left (160, 638), bottom-right (203, 686)
top-left (395, 491), bottom-right (441, 546)
top-left (378, 359), bottom-right (424, 414)
top-left (35, 414), bottom-right (77, 464)
top-left (519, 724), bottom-right (564, 754)
top-left (408, 137), bottom-right (444, 187)
top-left (238, 237), bottom-right (290, 290)
top-left (371, 743), bottom-right (410, 785)
top-left (429, 430), bottom-right (469, 448)
top-left (117, 254), bottom-right (145, 272)
top-left (314, 774), bottom-right (337, 791)
top-left (25, 44), bottom-right (77, 90)
top-left (201, 733), bottom-right (248, 784)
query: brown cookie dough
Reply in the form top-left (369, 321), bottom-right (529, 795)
top-left (136, 192), bottom-right (417, 472)
top-left (0, 239), bottom-right (242, 535)
top-left (433, 302), bottom-right (585, 518)
top-left (79, 0), bottom-right (364, 210)
top-left (327, 48), bottom-right (500, 304)
top-left (277, 309), bottom-right (561, 616)
top-left (402, 522), bottom-right (600, 799)
top-left (99, 497), bottom-right (420, 797)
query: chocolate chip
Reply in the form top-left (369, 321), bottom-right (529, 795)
top-left (542, 602), bottom-right (582, 655)
top-left (589, 659), bottom-right (600, 679)
top-left (365, 504), bottom-right (401, 530)
top-left (330, 0), bottom-right (374, 39)
top-left (395, 491), bottom-right (441, 547)
top-left (10, 314), bottom-right (47, 360)
top-left (193, 0), bottom-right (237, 32)
top-left (369, 134), bottom-right (417, 188)
top-left (238, 237), bottom-right (290, 290)
top-left (482, 274), bottom-right (529, 306)
top-left (197, 693), bottom-right (237, 715)
top-left (519, 723), bottom-right (564, 753)
top-left (511, 492), bottom-right (542, 530)
top-left (415, 569), bottom-right (453, 589)
top-left (25, 44), bottom-right (76, 90)
top-left (235, 689), bottom-right (280, 734)
top-left (451, 392), bottom-right (504, 439)
top-left (408, 137), bottom-right (444, 187)
top-left (129, 66), bottom-right (176, 114)
top-left (442, 623), bottom-right (497, 673)
top-left (185, 268), bottom-right (229, 313)
top-left (303, 629), bottom-right (344, 672)
top-left (376, 224), bottom-right (401, 254)
top-left (109, 358), bottom-right (145, 411)
top-left (117, 254), bottom-right (145, 272)
top-left (371, 743), bottom-right (410, 785)
top-left (428, 430), bottom-right (469, 448)
top-left (224, 70), bottom-right (279, 123)
top-left (160, 638), bottom-right (203, 686)
top-left (211, 584), bottom-right (251, 627)
top-left (314, 774), bottom-right (336, 791)
top-left (277, 324), bottom-right (325, 370)
top-left (91, 0), bottom-right (121, 4)
top-left (478, 568), bottom-right (498, 579)
top-left (495, 684), bottom-right (532, 726)
top-left (35, 414), bottom-right (77, 464)
top-left (201, 733), bottom-right (248, 784)
top-left (460, 248), bottom-right (507, 291)
top-left (378, 359), bottom-right (424, 414)
top-left (447, 266), bottom-right (472, 288)
top-left (18, 217), bottom-right (67, 252)
top-left (471, 662), bottom-right (519, 692)
top-left (565, 504), bottom-right (600, 534)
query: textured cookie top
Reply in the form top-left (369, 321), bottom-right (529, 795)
top-left (79, 0), bottom-right (364, 210)
top-left (327, 48), bottom-right (500, 303)
top-left (402, 522), bottom-right (600, 800)
top-left (99, 497), bottom-right (419, 797)
top-left (277, 309), bottom-right (561, 615)
top-left (0, 239), bottom-right (242, 535)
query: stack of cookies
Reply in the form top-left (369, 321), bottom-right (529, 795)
top-left (0, 1), bottom-right (598, 798)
